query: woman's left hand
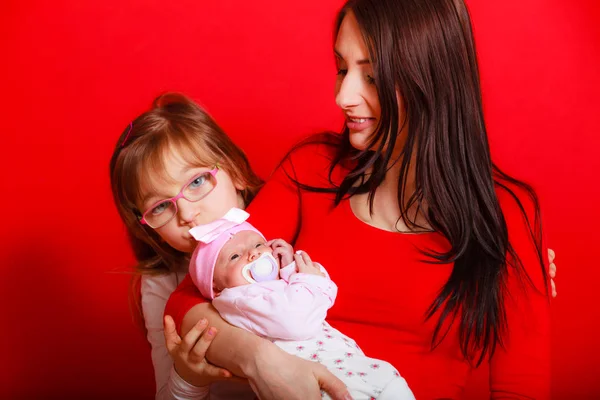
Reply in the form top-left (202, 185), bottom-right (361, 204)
top-left (548, 248), bottom-right (557, 298)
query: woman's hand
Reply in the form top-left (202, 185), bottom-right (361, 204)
top-left (548, 248), bottom-right (557, 298)
top-left (163, 315), bottom-right (237, 387)
top-left (246, 340), bottom-right (351, 400)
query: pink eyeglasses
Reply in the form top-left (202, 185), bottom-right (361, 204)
top-left (139, 166), bottom-right (219, 229)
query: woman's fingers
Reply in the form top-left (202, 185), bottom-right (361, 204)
top-left (313, 364), bottom-right (352, 400)
top-left (547, 249), bottom-right (557, 297)
top-left (548, 248), bottom-right (556, 264)
top-left (163, 315), bottom-right (182, 354)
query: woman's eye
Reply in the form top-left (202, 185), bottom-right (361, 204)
top-left (189, 174), bottom-right (207, 189)
top-left (151, 201), bottom-right (170, 215)
top-left (366, 74), bottom-right (375, 84)
top-left (336, 68), bottom-right (348, 76)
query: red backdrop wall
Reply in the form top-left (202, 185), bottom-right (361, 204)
top-left (1, 0), bottom-right (598, 398)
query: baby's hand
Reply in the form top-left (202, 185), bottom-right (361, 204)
top-left (268, 239), bottom-right (294, 266)
top-left (295, 251), bottom-right (325, 277)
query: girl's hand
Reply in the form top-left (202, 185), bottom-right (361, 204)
top-left (247, 341), bottom-right (351, 400)
top-left (268, 238), bottom-right (295, 266)
top-left (163, 315), bottom-right (237, 387)
top-left (295, 251), bottom-right (325, 277)
top-left (548, 248), bottom-right (557, 298)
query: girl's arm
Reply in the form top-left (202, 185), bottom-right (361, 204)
top-left (141, 273), bottom-right (178, 396)
top-left (489, 190), bottom-right (551, 399)
top-left (141, 273), bottom-right (227, 400)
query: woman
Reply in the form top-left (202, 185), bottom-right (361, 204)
top-left (162, 0), bottom-right (553, 398)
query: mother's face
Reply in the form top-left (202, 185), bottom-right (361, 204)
top-left (334, 12), bottom-right (381, 151)
top-left (334, 12), bottom-right (407, 155)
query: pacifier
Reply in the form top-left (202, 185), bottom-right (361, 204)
top-left (241, 253), bottom-right (280, 283)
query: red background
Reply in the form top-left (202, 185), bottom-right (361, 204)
top-left (1, 0), bottom-right (598, 398)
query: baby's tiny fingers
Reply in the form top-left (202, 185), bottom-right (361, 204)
top-left (549, 262), bottom-right (556, 278)
top-left (294, 252), bottom-right (306, 269)
top-left (299, 251), bottom-right (313, 265)
top-left (551, 279), bottom-right (557, 298)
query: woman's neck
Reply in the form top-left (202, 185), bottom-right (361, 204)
top-left (349, 152), bottom-right (431, 233)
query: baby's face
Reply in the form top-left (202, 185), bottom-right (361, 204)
top-left (213, 230), bottom-right (275, 295)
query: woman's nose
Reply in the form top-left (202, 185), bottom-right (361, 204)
top-left (335, 73), bottom-right (361, 110)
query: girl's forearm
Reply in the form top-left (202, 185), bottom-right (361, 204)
top-left (180, 302), bottom-right (272, 378)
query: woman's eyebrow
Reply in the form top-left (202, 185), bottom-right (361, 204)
top-left (334, 48), bottom-right (370, 65)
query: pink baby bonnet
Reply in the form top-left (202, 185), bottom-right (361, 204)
top-left (189, 208), bottom-right (264, 299)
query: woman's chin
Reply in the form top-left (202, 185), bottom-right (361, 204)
top-left (348, 132), bottom-right (374, 152)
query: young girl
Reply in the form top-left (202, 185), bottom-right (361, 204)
top-left (110, 93), bottom-right (359, 399)
top-left (161, 0), bottom-right (559, 399)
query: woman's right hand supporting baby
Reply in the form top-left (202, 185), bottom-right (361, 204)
top-left (164, 302), bottom-right (352, 400)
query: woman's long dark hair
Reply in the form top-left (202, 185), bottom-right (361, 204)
top-left (291, 0), bottom-right (548, 365)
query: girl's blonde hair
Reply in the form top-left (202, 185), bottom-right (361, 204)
top-left (110, 93), bottom-right (263, 276)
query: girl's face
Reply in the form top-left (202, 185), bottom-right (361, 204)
top-left (138, 149), bottom-right (245, 253)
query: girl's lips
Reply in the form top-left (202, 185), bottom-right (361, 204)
top-left (346, 117), bottom-right (376, 131)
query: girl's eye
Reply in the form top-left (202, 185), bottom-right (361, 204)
top-left (189, 174), bottom-right (207, 189)
top-left (366, 74), bottom-right (375, 85)
top-left (336, 68), bottom-right (348, 76)
top-left (151, 201), bottom-right (171, 215)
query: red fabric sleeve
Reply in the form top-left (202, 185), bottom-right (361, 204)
top-left (164, 274), bottom-right (206, 333)
top-left (489, 187), bottom-right (551, 399)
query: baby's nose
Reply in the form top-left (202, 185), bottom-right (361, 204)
top-left (249, 248), bottom-right (260, 260)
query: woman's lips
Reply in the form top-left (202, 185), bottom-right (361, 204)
top-left (346, 117), bottom-right (376, 131)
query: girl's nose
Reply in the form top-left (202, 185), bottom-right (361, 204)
top-left (176, 198), bottom-right (196, 224)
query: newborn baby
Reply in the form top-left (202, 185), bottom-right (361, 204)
top-left (189, 208), bottom-right (414, 400)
